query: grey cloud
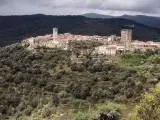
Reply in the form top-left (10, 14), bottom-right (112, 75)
top-left (51, 0), bottom-right (160, 13)
top-left (0, 0), bottom-right (10, 6)
top-left (0, 0), bottom-right (159, 16)
top-left (31, 0), bottom-right (160, 13)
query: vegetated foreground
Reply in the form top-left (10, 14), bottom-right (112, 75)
top-left (0, 43), bottom-right (160, 120)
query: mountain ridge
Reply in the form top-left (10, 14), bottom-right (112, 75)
top-left (82, 13), bottom-right (160, 29)
top-left (82, 13), bottom-right (115, 19)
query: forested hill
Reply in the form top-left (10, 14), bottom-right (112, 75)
top-left (0, 14), bottom-right (160, 46)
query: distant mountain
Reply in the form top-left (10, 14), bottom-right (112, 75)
top-left (82, 13), bottom-right (160, 29)
top-left (120, 15), bottom-right (160, 29)
top-left (82, 13), bottom-right (114, 19)
top-left (0, 14), bottom-right (160, 47)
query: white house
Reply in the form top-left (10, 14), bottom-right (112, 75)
top-left (94, 45), bottom-right (117, 56)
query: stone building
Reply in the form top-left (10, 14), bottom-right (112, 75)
top-left (94, 45), bottom-right (117, 56)
top-left (131, 41), bottom-right (160, 51)
top-left (23, 27), bottom-right (160, 53)
top-left (121, 29), bottom-right (132, 48)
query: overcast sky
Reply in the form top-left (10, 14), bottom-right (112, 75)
top-left (0, 0), bottom-right (160, 16)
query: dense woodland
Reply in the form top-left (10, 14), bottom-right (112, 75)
top-left (0, 42), bottom-right (160, 119)
top-left (1, 14), bottom-right (160, 46)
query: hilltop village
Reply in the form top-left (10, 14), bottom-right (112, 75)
top-left (23, 28), bottom-right (160, 55)
top-left (1, 29), bottom-right (160, 120)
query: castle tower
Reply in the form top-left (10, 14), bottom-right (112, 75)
top-left (121, 29), bottom-right (132, 48)
top-left (53, 27), bottom-right (58, 39)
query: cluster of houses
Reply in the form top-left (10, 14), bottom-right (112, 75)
top-left (23, 28), bottom-right (160, 56)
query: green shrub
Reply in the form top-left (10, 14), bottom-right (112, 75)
top-left (72, 84), bottom-right (90, 99)
top-left (30, 77), bottom-right (37, 86)
top-left (30, 97), bottom-right (39, 108)
top-left (37, 79), bottom-right (47, 87)
top-left (45, 82), bottom-right (55, 92)
top-left (24, 106), bottom-right (33, 116)
top-left (7, 94), bottom-right (20, 107)
top-left (58, 91), bottom-right (70, 99)
top-left (132, 83), bottom-right (160, 120)
top-left (75, 112), bottom-right (92, 120)
top-left (52, 94), bottom-right (60, 107)
top-left (0, 105), bottom-right (8, 115)
top-left (150, 55), bottom-right (160, 64)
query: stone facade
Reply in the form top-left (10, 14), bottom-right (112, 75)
top-left (121, 29), bottom-right (132, 48)
top-left (53, 27), bottom-right (58, 39)
top-left (131, 41), bottom-right (160, 51)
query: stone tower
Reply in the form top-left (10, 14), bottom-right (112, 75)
top-left (53, 27), bottom-right (58, 39)
top-left (121, 29), bottom-right (132, 48)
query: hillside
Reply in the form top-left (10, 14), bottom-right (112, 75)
top-left (82, 13), bottom-right (160, 29)
top-left (0, 14), bottom-right (160, 47)
top-left (0, 43), bottom-right (160, 119)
